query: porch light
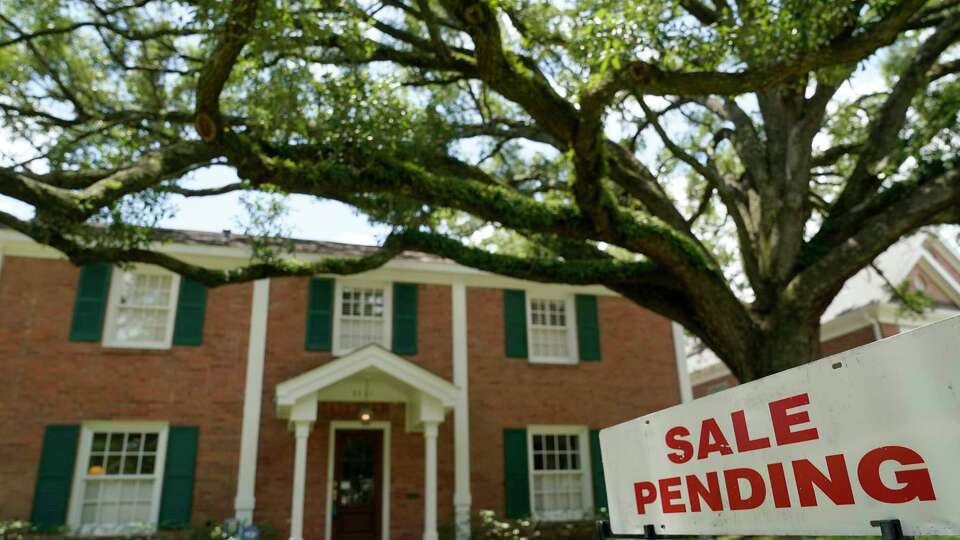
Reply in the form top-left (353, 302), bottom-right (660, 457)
top-left (359, 378), bottom-right (373, 424)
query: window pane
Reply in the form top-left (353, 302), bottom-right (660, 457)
top-left (110, 271), bottom-right (174, 346)
top-left (144, 434), bottom-right (158, 452)
top-left (126, 434), bottom-right (142, 452)
top-left (141, 455), bottom-right (155, 475)
top-left (106, 455), bottom-right (121, 474)
top-left (92, 434), bottom-right (107, 452)
top-left (338, 287), bottom-right (387, 351)
top-left (122, 455), bottom-right (138, 474)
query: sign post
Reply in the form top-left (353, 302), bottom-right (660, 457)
top-left (599, 316), bottom-right (960, 538)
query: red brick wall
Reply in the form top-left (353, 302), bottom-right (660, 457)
top-left (819, 323), bottom-right (902, 359)
top-left (252, 279), bottom-right (455, 539)
top-left (0, 256), bottom-right (252, 522)
top-left (819, 326), bottom-right (877, 358)
top-left (465, 288), bottom-right (680, 515)
top-left (692, 374), bottom-right (739, 398)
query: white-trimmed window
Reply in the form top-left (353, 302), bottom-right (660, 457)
top-left (103, 267), bottom-right (180, 349)
top-left (68, 422), bottom-right (168, 536)
top-left (333, 282), bottom-right (392, 354)
top-left (528, 426), bottom-right (592, 521)
top-left (527, 294), bottom-right (578, 363)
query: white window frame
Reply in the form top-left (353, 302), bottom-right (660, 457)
top-left (526, 425), bottom-right (593, 522)
top-left (102, 266), bottom-right (181, 349)
top-left (332, 280), bottom-right (393, 356)
top-left (525, 291), bottom-right (579, 364)
top-left (66, 421), bottom-right (169, 536)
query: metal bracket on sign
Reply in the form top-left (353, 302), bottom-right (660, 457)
top-left (871, 519), bottom-right (913, 540)
top-left (595, 521), bottom-right (662, 540)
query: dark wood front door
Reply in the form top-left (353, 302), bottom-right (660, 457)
top-left (332, 430), bottom-right (382, 540)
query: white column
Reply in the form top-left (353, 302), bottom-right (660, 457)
top-left (451, 282), bottom-right (471, 539)
top-left (235, 279), bottom-right (270, 521)
top-left (290, 421), bottom-right (312, 540)
top-left (671, 322), bottom-right (693, 403)
top-left (423, 421), bottom-right (440, 540)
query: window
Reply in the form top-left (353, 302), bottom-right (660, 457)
top-left (68, 422), bottom-right (168, 536)
top-left (334, 283), bottom-right (392, 354)
top-left (528, 427), bottom-right (592, 521)
top-left (103, 268), bottom-right (180, 348)
top-left (527, 295), bottom-right (577, 363)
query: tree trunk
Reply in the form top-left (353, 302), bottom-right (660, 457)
top-left (739, 308), bottom-right (822, 383)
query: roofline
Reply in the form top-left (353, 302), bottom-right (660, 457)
top-left (0, 229), bottom-right (621, 295)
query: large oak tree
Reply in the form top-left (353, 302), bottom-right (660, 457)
top-left (1, 0), bottom-right (959, 381)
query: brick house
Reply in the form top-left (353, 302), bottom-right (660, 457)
top-left (690, 232), bottom-right (960, 399)
top-left (0, 227), bottom-right (692, 540)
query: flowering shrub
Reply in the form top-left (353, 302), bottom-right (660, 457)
top-left (0, 519), bottom-right (274, 540)
top-left (452, 510), bottom-right (597, 540)
top-left (0, 520), bottom-right (30, 540)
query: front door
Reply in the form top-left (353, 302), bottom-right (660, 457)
top-left (332, 430), bottom-right (383, 540)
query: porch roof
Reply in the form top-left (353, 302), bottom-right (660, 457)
top-left (274, 344), bottom-right (459, 419)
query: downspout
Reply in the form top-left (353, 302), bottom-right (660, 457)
top-left (671, 322), bottom-right (693, 403)
top-left (866, 304), bottom-right (883, 341)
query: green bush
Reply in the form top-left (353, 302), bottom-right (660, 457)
top-left (439, 510), bottom-right (599, 540)
top-left (0, 520), bottom-right (276, 540)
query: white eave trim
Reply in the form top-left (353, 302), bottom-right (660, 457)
top-left (0, 229), bottom-right (620, 295)
top-left (275, 344), bottom-right (459, 416)
top-left (820, 302), bottom-right (960, 341)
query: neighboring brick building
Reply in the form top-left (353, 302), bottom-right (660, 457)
top-left (0, 227), bottom-right (692, 540)
top-left (690, 232), bottom-right (960, 398)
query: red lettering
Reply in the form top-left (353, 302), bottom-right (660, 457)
top-left (697, 419), bottom-right (733, 460)
top-left (732, 410), bottom-right (771, 453)
top-left (859, 446), bottom-right (936, 503)
top-left (766, 462), bottom-right (791, 508)
top-left (659, 477), bottom-right (686, 513)
top-left (665, 426), bottom-right (693, 464)
top-left (793, 454), bottom-right (855, 507)
top-left (634, 481), bottom-right (657, 514)
top-left (769, 393), bottom-right (819, 445)
top-left (723, 468), bottom-right (766, 510)
top-left (686, 472), bottom-right (722, 512)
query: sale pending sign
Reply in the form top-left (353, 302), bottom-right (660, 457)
top-left (600, 316), bottom-right (960, 536)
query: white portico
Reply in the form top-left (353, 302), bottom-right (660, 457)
top-left (275, 344), bottom-right (459, 540)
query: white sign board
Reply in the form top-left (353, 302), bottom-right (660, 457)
top-left (600, 316), bottom-right (960, 536)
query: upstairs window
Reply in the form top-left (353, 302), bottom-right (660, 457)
top-left (68, 422), bottom-right (168, 536)
top-left (103, 269), bottom-right (180, 349)
top-left (334, 283), bottom-right (392, 354)
top-left (528, 427), bottom-right (592, 521)
top-left (527, 296), bottom-right (577, 363)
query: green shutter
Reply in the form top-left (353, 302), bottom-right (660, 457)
top-left (172, 278), bottom-right (207, 346)
top-left (503, 289), bottom-right (528, 358)
top-left (576, 295), bottom-right (602, 361)
top-left (158, 426), bottom-right (198, 529)
top-left (30, 425), bottom-right (79, 532)
top-left (305, 278), bottom-right (334, 351)
top-left (392, 283), bottom-right (418, 355)
top-left (69, 264), bottom-right (111, 342)
top-left (590, 430), bottom-right (608, 513)
top-left (503, 428), bottom-right (531, 518)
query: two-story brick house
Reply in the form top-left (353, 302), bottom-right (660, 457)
top-left (0, 227), bottom-right (691, 540)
